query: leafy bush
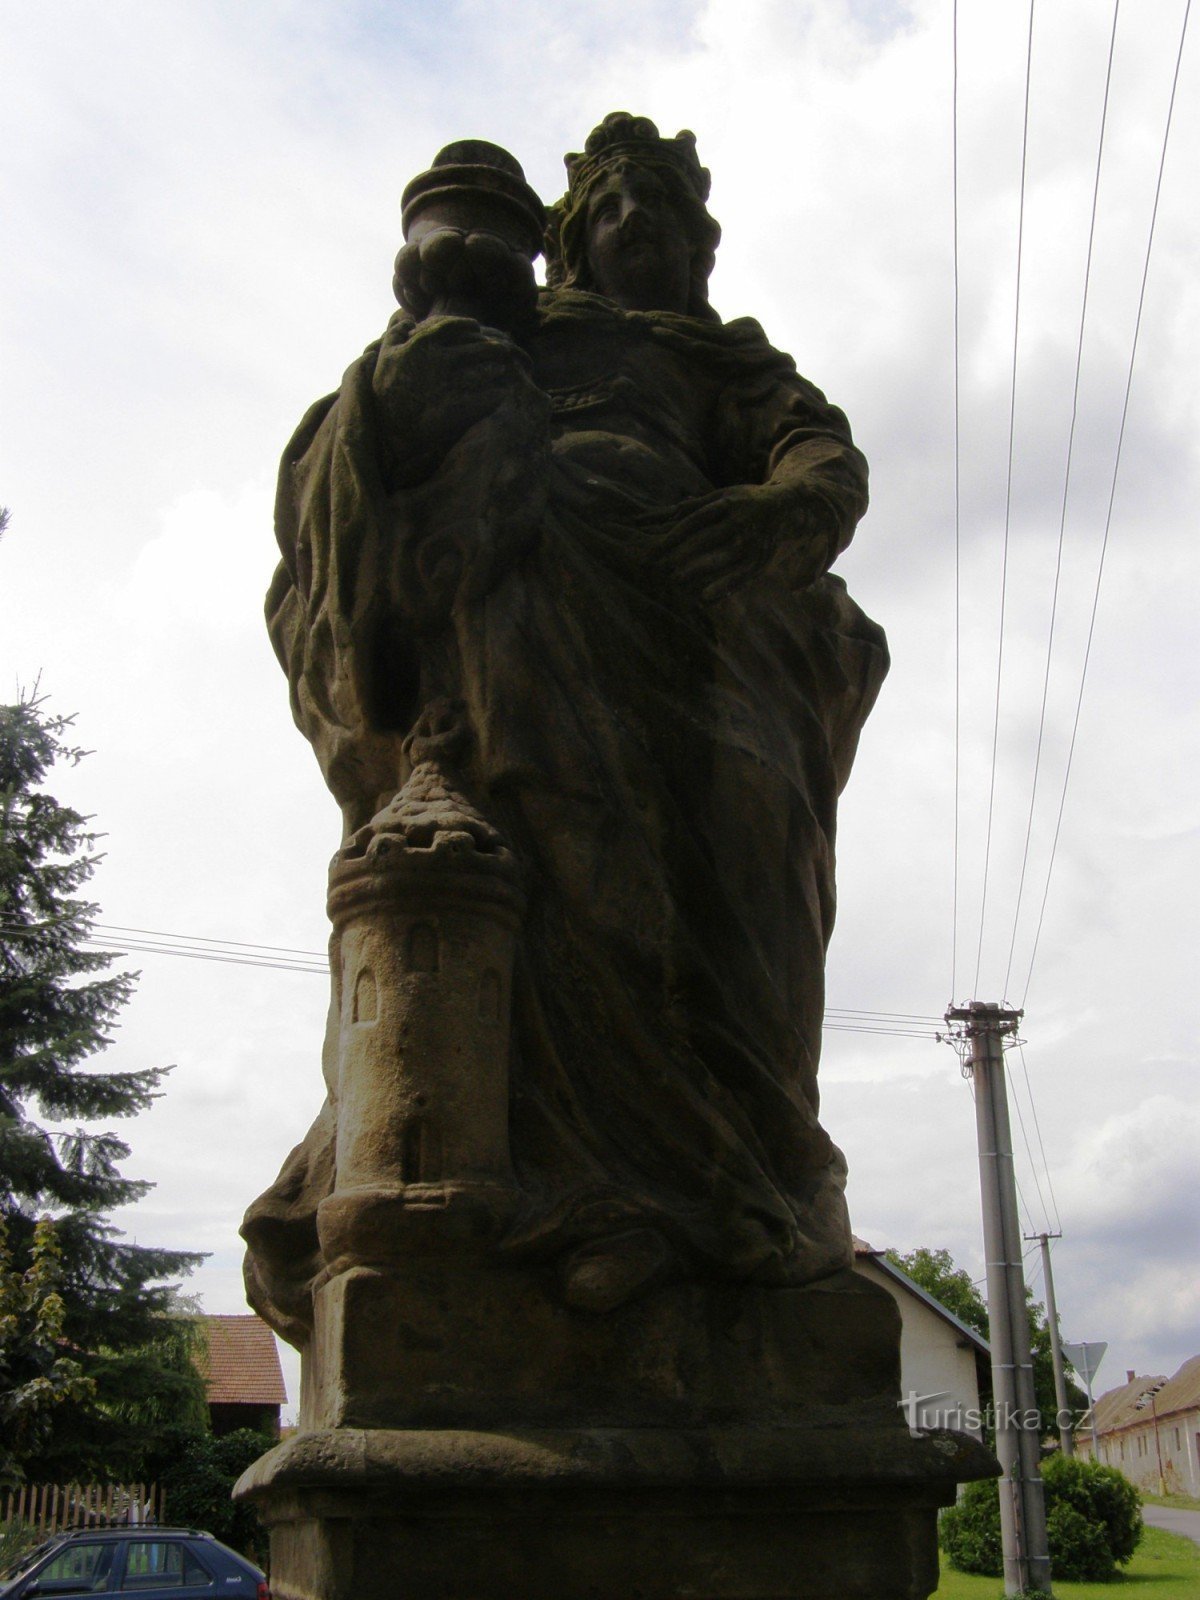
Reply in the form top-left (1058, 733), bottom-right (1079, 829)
top-left (1041, 1453), bottom-right (1143, 1568)
top-left (151, 1426), bottom-right (272, 1564)
top-left (1045, 1500), bottom-right (1112, 1581)
top-left (940, 1455), bottom-right (1143, 1582)
top-left (940, 1479), bottom-right (1003, 1576)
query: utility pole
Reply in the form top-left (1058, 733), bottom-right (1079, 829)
top-left (1150, 1392), bottom-right (1166, 1496)
top-left (1027, 1231), bottom-right (1074, 1457)
top-left (947, 1002), bottom-right (1053, 1598)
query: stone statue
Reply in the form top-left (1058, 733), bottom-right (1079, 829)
top-left (238, 114), bottom-right (990, 1600)
top-left (244, 111), bottom-right (887, 1324)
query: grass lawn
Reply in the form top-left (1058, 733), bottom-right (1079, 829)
top-left (931, 1526), bottom-right (1200, 1597)
top-left (1143, 1491), bottom-right (1200, 1512)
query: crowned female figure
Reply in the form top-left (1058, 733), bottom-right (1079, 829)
top-left (244, 112), bottom-right (888, 1334)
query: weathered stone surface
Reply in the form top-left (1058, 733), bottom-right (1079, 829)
top-left (244, 114), bottom-right (889, 1326)
top-left (239, 110), bottom-right (995, 1597)
top-left (240, 1420), bottom-right (994, 1600)
top-left (240, 1268), bottom-right (995, 1598)
top-left (306, 1267), bottom-right (900, 1432)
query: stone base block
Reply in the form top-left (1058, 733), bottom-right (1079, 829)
top-left (242, 1270), bottom-right (997, 1596)
top-left (237, 1423), bottom-right (994, 1600)
top-left (304, 1265), bottom-right (903, 1431)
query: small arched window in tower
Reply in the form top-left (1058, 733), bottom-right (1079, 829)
top-left (352, 966), bottom-right (378, 1023)
top-left (402, 1117), bottom-right (443, 1183)
top-left (408, 921), bottom-right (439, 973)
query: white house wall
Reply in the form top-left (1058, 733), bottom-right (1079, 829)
top-left (853, 1258), bottom-right (985, 1439)
top-left (1081, 1409), bottom-right (1200, 1496)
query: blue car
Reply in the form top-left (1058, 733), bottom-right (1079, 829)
top-left (0, 1527), bottom-right (268, 1599)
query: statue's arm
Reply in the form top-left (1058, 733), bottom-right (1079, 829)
top-left (369, 313), bottom-right (543, 491)
top-left (263, 314), bottom-right (473, 814)
top-left (267, 310), bottom-right (552, 817)
top-left (751, 387), bottom-right (869, 587)
top-left (642, 369), bottom-right (868, 603)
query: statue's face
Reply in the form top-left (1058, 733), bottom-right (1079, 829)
top-left (584, 163), bottom-right (692, 314)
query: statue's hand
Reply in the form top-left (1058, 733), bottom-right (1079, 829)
top-left (640, 484), bottom-right (826, 602)
top-left (393, 227), bottom-right (538, 327)
top-left (373, 316), bottom-right (536, 481)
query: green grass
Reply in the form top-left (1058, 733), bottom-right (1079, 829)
top-left (931, 1526), bottom-right (1200, 1598)
top-left (1143, 1491), bottom-right (1200, 1512)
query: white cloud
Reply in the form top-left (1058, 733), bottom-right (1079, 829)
top-left (1057, 1095), bottom-right (1200, 1242)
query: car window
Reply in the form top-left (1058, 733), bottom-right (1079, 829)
top-left (117, 1543), bottom-right (210, 1591)
top-left (28, 1542), bottom-right (116, 1594)
top-left (178, 1549), bottom-right (211, 1591)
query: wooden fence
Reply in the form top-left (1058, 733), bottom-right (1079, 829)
top-left (1, 1482), bottom-right (164, 1535)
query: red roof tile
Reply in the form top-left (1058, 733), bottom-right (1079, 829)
top-left (199, 1314), bottom-right (288, 1407)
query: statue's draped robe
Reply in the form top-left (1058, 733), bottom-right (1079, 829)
top-left (244, 291), bottom-right (888, 1342)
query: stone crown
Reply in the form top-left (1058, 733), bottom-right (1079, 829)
top-left (563, 113), bottom-right (711, 206)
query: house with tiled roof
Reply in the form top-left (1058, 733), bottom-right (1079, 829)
top-left (852, 1240), bottom-right (991, 1440)
top-left (199, 1314), bottom-right (288, 1438)
top-left (1076, 1355), bottom-right (1200, 1495)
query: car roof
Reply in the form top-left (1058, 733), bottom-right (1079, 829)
top-left (49, 1527), bottom-right (213, 1541)
top-left (21, 1527), bottom-right (263, 1580)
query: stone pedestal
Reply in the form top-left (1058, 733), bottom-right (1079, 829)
top-left (239, 743), bottom-right (998, 1597)
top-left (237, 1269), bottom-right (995, 1598)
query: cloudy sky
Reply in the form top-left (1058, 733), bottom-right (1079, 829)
top-left (3, 0), bottom-right (1196, 1422)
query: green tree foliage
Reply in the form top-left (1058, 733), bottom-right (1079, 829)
top-left (940, 1457), bottom-right (1143, 1581)
top-left (938, 1479), bottom-right (1003, 1577)
top-left (887, 1247), bottom-right (989, 1338)
top-left (0, 694), bottom-right (207, 1480)
top-left (147, 1426), bottom-right (271, 1564)
top-left (1044, 1499), bottom-right (1112, 1582)
top-left (1042, 1454), bottom-right (1143, 1568)
top-left (886, 1245), bottom-right (1087, 1434)
top-left (0, 1215), bottom-right (94, 1488)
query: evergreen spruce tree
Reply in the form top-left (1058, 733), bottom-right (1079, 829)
top-left (0, 693), bottom-right (207, 1481)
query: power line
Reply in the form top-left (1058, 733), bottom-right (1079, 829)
top-left (1006, 1042), bottom-right (1053, 1234)
top-left (826, 1007), bottom-right (944, 1023)
top-left (1, 916), bottom-right (951, 1024)
top-left (1, 921), bottom-right (325, 976)
top-left (951, 0), bottom-right (962, 1003)
top-left (957, 5), bottom-right (1180, 1257)
top-left (95, 922), bottom-right (327, 960)
top-left (1016, 1042), bottom-right (1063, 1234)
top-left (825, 1030), bottom-right (947, 1043)
top-left (1002, 0), bottom-right (1121, 1001)
top-left (83, 936), bottom-right (325, 976)
top-left (1021, 0), bottom-right (1192, 1003)
top-left (974, 0), bottom-right (1037, 998)
top-left (3, 917), bottom-right (946, 1035)
top-left (1027, 1242), bottom-right (1046, 1297)
top-left (1012, 1171), bottom-right (1037, 1244)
